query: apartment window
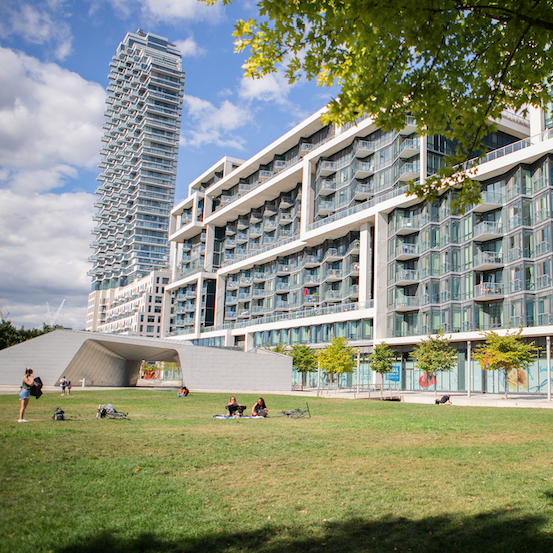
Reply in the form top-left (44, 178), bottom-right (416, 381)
top-left (154, 306), bottom-right (162, 313)
top-left (139, 325), bottom-right (143, 332)
top-left (147, 316), bottom-right (155, 323)
top-left (155, 296), bottom-right (162, 303)
top-left (157, 316), bottom-right (161, 323)
top-left (162, 278), bottom-right (169, 284)
top-left (157, 326), bottom-right (160, 332)
top-left (140, 315), bottom-right (144, 322)
top-left (146, 326), bottom-right (154, 333)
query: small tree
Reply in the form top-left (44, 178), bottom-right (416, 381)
top-left (264, 342), bottom-right (287, 354)
top-left (473, 329), bottom-right (535, 399)
top-left (413, 330), bottom-right (457, 396)
top-left (289, 344), bottom-right (317, 390)
top-left (317, 337), bottom-right (356, 387)
top-left (369, 342), bottom-right (396, 399)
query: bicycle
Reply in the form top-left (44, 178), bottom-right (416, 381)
top-left (96, 403), bottom-right (130, 420)
top-left (275, 402), bottom-right (310, 419)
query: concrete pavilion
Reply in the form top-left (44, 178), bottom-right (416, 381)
top-left (0, 330), bottom-right (292, 390)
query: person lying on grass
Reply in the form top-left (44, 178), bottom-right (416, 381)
top-left (251, 397), bottom-right (268, 417)
top-left (177, 386), bottom-right (189, 397)
top-left (226, 396), bottom-right (247, 417)
top-left (435, 394), bottom-right (452, 405)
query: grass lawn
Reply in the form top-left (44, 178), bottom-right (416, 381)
top-left (1, 389), bottom-right (553, 553)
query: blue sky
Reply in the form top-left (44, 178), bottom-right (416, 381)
top-left (0, 0), bottom-right (335, 329)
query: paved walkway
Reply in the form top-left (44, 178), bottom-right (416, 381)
top-left (2, 385), bottom-right (552, 409)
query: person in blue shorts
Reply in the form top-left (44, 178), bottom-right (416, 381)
top-left (18, 368), bottom-right (34, 422)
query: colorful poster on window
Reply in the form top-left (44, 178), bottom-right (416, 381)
top-left (506, 369), bottom-right (528, 392)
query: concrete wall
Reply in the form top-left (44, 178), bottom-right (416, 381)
top-left (179, 347), bottom-right (292, 391)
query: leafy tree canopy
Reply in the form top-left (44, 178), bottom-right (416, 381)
top-left (369, 342), bottom-right (396, 377)
top-left (205, 0), bottom-right (553, 211)
top-left (369, 342), bottom-right (396, 398)
top-left (289, 344), bottom-right (317, 373)
top-left (473, 328), bottom-right (535, 398)
top-left (0, 321), bottom-right (55, 351)
top-left (318, 336), bottom-right (357, 375)
top-left (413, 330), bottom-right (457, 377)
top-left (264, 342), bottom-right (288, 354)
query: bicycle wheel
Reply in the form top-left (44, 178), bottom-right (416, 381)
top-left (274, 410), bottom-right (289, 417)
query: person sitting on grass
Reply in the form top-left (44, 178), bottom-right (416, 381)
top-left (177, 386), bottom-right (190, 397)
top-left (226, 396), bottom-right (246, 417)
top-left (251, 397), bottom-right (268, 417)
top-left (435, 394), bottom-right (452, 405)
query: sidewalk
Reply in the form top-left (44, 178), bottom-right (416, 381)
top-left (2, 385), bottom-right (552, 409)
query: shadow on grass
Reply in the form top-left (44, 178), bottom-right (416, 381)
top-left (56, 509), bottom-right (553, 553)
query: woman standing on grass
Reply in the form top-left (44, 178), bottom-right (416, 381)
top-left (18, 368), bottom-right (34, 422)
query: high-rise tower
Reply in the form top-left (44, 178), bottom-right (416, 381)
top-left (86, 30), bottom-right (185, 333)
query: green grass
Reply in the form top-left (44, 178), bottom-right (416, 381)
top-left (2, 389), bottom-right (553, 552)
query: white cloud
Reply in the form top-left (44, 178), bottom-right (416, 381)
top-left (174, 37), bottom-right (206, 57)
top-left (104, 0), bottom-right (223, 23)
top-left (180, 95), bottom-right (252, 149)
top-left (0, 189), bottom-right (95, 330)
top-left (0, 1), bottom-right (73, 60)
top-left (0, 46), bottom-right (105, 192)
top-left (0, 48), bottom-right (105, 329)
top-left (239, 72), bottom-right (292, 105)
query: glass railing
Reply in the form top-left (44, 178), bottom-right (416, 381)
top-left (396, 243), bottom-right (419, 257)
top-left (204, 300), bottom-right (374, 333)
top-left (395, 269), bottom-right (418, 283)
top-left (473, 220), bottom-right (502, 238)
top-left (473, 283), bottom-right (503, 297)
top-left (473, 251), bottom-right (503, 266)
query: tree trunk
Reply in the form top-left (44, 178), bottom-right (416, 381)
top-left (434, 374), bottom-right (437, 397)
top-left (504, 370), bottom-right (508, 400)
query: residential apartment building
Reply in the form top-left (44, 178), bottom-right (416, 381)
top-left (86, 270), bottom-right (172, 337)
top-left (86, 30), bottom-right (185, 332)
top-left (166, 104), bottom-right (553, 395)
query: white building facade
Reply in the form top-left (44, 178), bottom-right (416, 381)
top-left (86, 30), bottom-right (185, 333)
top-left (166, 105), bottom-right (553, 395)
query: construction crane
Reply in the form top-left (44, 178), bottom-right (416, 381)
top-left (0, 306), bottom-right (8, 322)
top-left (46, 299), bottom-right (66, 327)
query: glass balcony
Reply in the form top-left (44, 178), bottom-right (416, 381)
top-left (394, 269), bottom-right (419, 285)
top-left (318, 178), bottom-right (336, 194)
top-left (507, 247), bottom-right (521, 261)
top-left (473, 283), bottom-right (504, 299)
top-left (473, 251), bottom-right (503, 270)
top-left (473, 191), bottom-right (503, 212)
top-left (395, 243), bottom-right (419, 260)
top-left (393, 296), bottom-right (419, 311)
top-left (325, 269), bottom-right (343, 282)
top-left (473, 220), bottom-right (502, 240)
top-left (536, 274), bottom-right (551, 289)
top-left (535, 241), bottom-right (550, 256)
top-left (324, 289), bottom-right (343, 302)
top-left (253, 288), bottom-right (267, 297)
